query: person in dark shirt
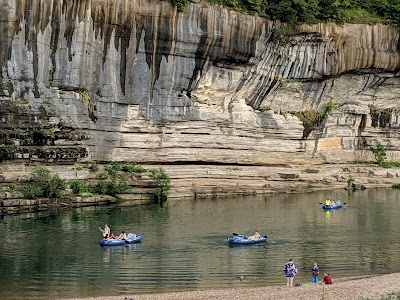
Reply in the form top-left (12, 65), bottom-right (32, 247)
top-left (323, 272), bottom-right (333, 284)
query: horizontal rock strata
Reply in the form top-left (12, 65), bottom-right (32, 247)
top-left (0, 0), bottom-right (400, 201)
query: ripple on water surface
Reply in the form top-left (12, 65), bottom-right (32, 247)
top-left (1, 190), bottom-right (400, 299)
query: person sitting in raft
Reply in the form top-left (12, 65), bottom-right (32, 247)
top-left (324, 199), bottom-right (331, 206)
top-left (250, 231), bottom-right (261, 239)
top-left (99, 224), bottom-right (111, 238)
top-left (331, 200), bottom-right (336, 206)
top-left (118, 231), bottom-right (127, 240)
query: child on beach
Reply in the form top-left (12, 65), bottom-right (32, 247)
top-left (311, 262), bottom-right (319, 283)
top-left (323, 272), bottom-right (333, 284)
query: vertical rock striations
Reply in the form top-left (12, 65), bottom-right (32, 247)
top-left (0, 0), bottom-right (399, 166)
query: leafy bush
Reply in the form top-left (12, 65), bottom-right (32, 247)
top-left (371, 140), bottom-right (387, 167)
top-left (319, 100), bottom-right (340, 119)
top-left (347, 176), bottom-right (355, 186)
top-left (90, 181), bottom-right (108, 195)
top-left (392, 184), bottom-right (400, 189)
top-left (70, 180), bottom-right (88, 194)
top-left (381, 162), bottom-right (400, 168)
top-left (171, 0), bottom-right (188, 12)
top-left (42, 175), bottom-right (66, 198)
top-left (104, 164), bottom-right (121, 179)
top-left (89, 180), bottom-right (131, 196)
top-left (32, 167), bottom-right (52, 182)
top-left (23, 186), bottom-right (43, 199)
top-left (89, 163), bottom-right (99, 172)
top-left (7, 183), bottom-right (16, 193)
top-left (149, 168), bottom-right (171, 197)
top-left (295, 109), bottom-right (323, 139)
top-left (79, 90), bottom-right (91, 103)
top-left (107, 180), bottom-right (131, 196)
top-left (97, 172), bottom-right (109, 180)
top-left (27, 167), bottom-right (66, 199)
top-left (274, 25), bottom-right (296, 46)
top-left (121, 163), bottom-right (147, 173)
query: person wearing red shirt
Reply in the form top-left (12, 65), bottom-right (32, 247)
top-left (323, 272), bottom-right (333, 284)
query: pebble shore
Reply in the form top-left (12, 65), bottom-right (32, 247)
top-left (63, 273), bottom-right (400, 300)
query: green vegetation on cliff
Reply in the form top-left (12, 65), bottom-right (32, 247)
top-left (173, 0), bottom-right (400, 27)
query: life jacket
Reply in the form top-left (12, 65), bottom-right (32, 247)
top-left (312, 267), bottom-right (319, 275)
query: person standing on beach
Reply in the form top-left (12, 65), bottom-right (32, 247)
top-left (283, 258), bottom-right (298, 287)
top-left (311, 262), bottom-right (319, 283)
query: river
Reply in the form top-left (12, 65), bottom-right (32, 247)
top-left (1, 188), bottom-right (400, 299)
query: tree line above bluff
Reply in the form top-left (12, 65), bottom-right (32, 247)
top-left (171, 0), bottom-right (399, 27)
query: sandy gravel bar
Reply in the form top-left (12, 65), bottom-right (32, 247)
top-left (62, 273), bottom-right (400, 300)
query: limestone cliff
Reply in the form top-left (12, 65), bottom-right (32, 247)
top-left (0, 0), bottom-right (400, 198)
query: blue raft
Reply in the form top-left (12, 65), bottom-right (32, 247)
top-left (100, 233), bottom-right (142, 246)
top-left (322, 201), bottom-right (343, 210)
top-left (227, 235), bottom-right (268, 245)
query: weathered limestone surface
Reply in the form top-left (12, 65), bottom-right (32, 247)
top-left (0, 0), bottom-right (400, 199)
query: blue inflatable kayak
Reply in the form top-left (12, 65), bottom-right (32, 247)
top-left (99, 233), bottom-right (142, 246)
top-left (322, 201), bottom-right (343, 210)
top-left (227, 235), bottom-right (268, 245)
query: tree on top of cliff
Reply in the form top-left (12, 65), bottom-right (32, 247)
top-left (174, 0), bottom-right (399, 27)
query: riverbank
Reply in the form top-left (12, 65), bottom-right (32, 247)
top-left (62, 273), bottom-right (400, 300)
top-left (2, 162), bottom-right (400, 216)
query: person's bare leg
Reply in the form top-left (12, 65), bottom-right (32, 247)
top-left (289, 277), bottom-right (294, 287)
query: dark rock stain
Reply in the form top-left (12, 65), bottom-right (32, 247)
top-left (24, 0), bottom-right (40, 97)
top-left (63, 1), bottom-right (77, 62)
top-left (49, 1), bottom-right (61, 84)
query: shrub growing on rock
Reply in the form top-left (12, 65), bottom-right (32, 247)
top-left (371, 140), bottom-right (387, 167)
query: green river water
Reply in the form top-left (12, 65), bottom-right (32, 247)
top-left (1, 188), bottom-right (400, 299)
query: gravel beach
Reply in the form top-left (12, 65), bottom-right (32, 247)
top-left (62, 273), bottom-right (400, 300)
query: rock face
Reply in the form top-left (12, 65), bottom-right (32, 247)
top-left (0, 0), bottom-right (400, 196)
